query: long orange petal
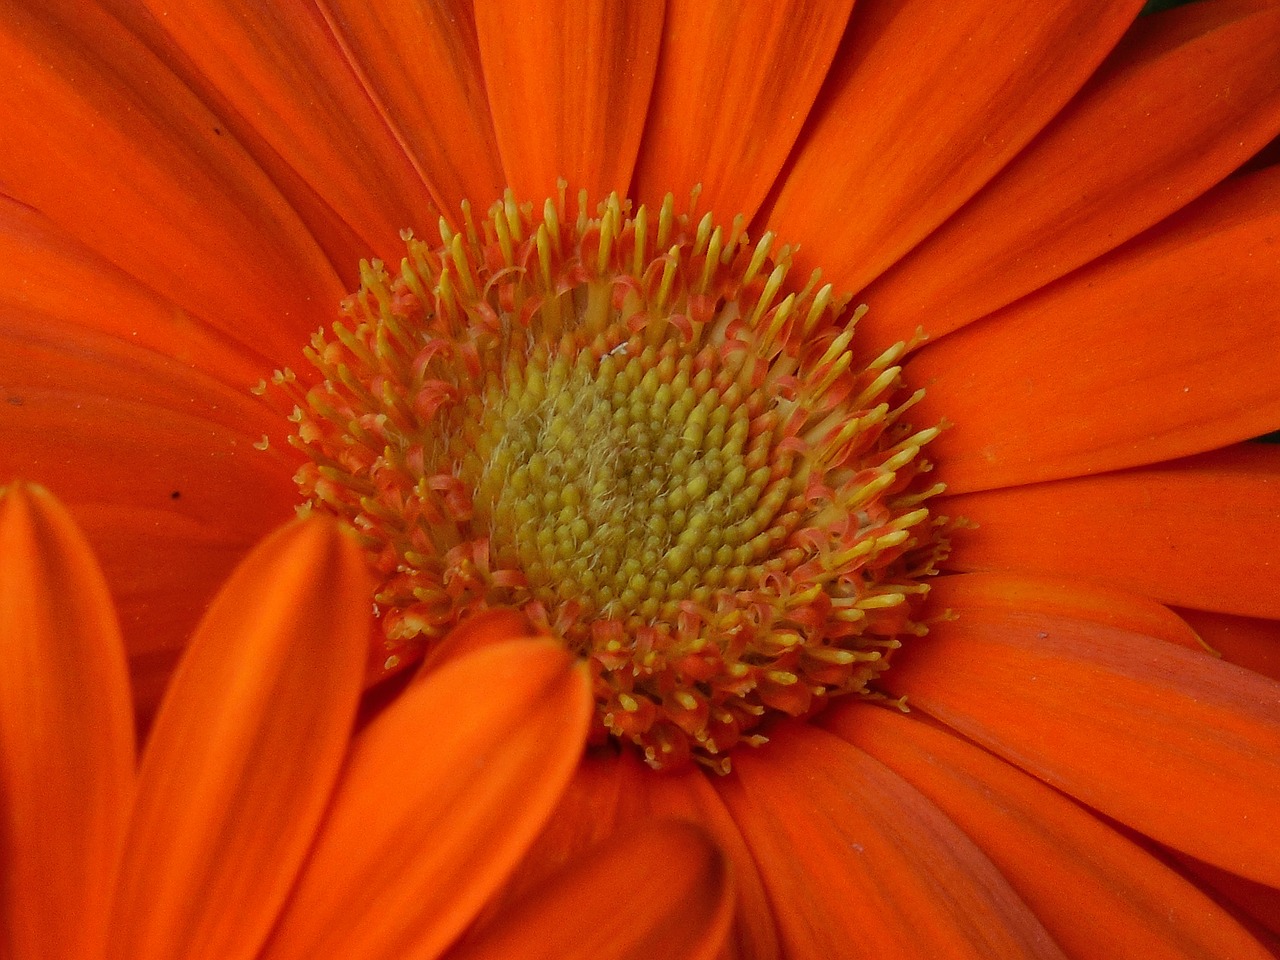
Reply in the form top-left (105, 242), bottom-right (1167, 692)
top-left (1171, 853), bottom-right (1280, 940)
top-left (264, 640), bottom-right (592, 960)
top-left (908, 166), bottom-right (1280, 493)
top-left (878, 592), bottom-right (1280, 887)
top-left (1176, 608), bottom-right (1280, 683)
top-left (941, 445), bottom-right (1280, 618)
top-left (860, 0), bottom-right (1280, 347)
top-left (0, 484), bottom-right (135, 960)
top-left (632, 0), bottom-right (853, 224)
top-left (826, 703), bottom-right (1274, 960)
top-left (717, 723), bottom-right (1065, 959)
top-left (0, 321), bottom-right (302, 704)
top-left (445, 822), bottom-right (733, 960)
top-left (764, 0), bottom-right (1142, 305)
top-left (0, 196), bottom-right (266, 385)
top-left (318, 0), bottom-right (506, 217)
top-left (471, 747), bottom-right (649, 939)
top-left (125, 0), bottom-right (437, 270)
top-left (0, 0), bottom-right (342, 360)
top-left (107, 518), bottom-right (373, 960)
top-left (925, 572), bottom-right (1204, 652)
top-left (473, 0), bottom-right (664, 203)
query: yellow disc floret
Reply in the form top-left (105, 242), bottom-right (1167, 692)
top-left (285, 188), bottom-right (948, 771)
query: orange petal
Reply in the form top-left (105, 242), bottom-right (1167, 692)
top-left (878, 591), bottom-right (1280, 887)
top-left (1171, 853), bottom-right (1280, 940)
top-left (107, 518), bottom-right (373, 960)
top-left (473, 0), bottom-right (664, 203)
top-left (418, 607), bottom-right (538, 674)
top-left (0, 1), bottom-right (343, 361)
top-left (908, 166), bottom-right (1280, 493)
top-left (0, 484), bottom-right (135, 960)
top-left (860, 0), bottom-right (1280, 346)
top-left (925, 572), bottom-right (1204, 652)
top-left (125, 0), bottom-right (437, 269)
top-left (0, 195), bottom-right (267, 385)
top-left (0, 321), bottom-right (302, 701)
top-left (1175, 608), bottom-right (1280, 683)
top-left (632, 0), bottom-right (853, 224)
top-left (473, 747), bottom-right (649, 937)
top-left (941, 445), bottom-right (1280, 618)
top-left (264, 640), bottom-right (592, 960)
top-left (825, 703), bottom-right (1274, 960)
top-left (717, 723), bottom-right (1064, 959)
top-left (642, 764), bottom-right (780, 960)
top-left (319, 0), bottom-right (506, 217)
top-left (764, 0), bottom-right (1142, 303)
top-left (444, 822), bottom-right (733, 960)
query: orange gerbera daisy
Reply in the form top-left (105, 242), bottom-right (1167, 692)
top-left (0, 482), bottom-right (732, 960)
top-left (2, 0), bottom-right (1280, 957)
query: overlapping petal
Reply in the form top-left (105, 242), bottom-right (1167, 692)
top-left (909, 168), bottom-right (1280, 492)
top-left (860, 0), bottom-right (1280, 346)
top-left (719, 724), bottom-right (1065, 959)
top-left (1177, 608), bottom-right (1280, 682)
top-left (880, 579), bottom-right (1280, 886)
top-left (126, 0), bottom-right (437, 270)
top-left (827, 703), bottom-right (1274, 960)
top-left (264, 640), bottom-right (592, 960)
top-left (319, 0), bottom-right (506, 216)
top-left (107, 519), bottom-right (372, 960)
top-left (474, 0), bottom-right (663, 203)
top-left (632, 0), bottom-right (853, 223)
top-left (0, 314), bottom-right (301, 703)
top-left (765, 0), bottom-right (1143, 302)
top-left (449, 822), bottom-right (732, 960)
top-left (941, 445), bottom-right (1280, 617)
top-left (0, 484), bottom-right (135, 960)
top-left (0, 196), bottom-right (265, 384)
top-left (0, 0), bottom-right (343, 360)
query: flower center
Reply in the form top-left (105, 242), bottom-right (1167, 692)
top-left (282, 189), bottom-right (947, 772)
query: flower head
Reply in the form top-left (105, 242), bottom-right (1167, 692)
top-left (2, 1), bottom-right (1280, 957)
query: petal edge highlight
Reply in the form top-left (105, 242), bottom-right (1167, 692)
top-left (107, 517), bottom-right (373, 960)
top-left (0, 483), bottom-right (134, 960)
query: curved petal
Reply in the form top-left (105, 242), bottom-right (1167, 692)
top-left (1176, 608), bottom-right (1280, 683)
top-left (127, 0), bottom-right (437, 268)
top-left (0, 195), bottom-right (267, 385)
top-left (717, 724), bottom-right (1065, 959)
top-left (318, 0), bottom-right (506, 217)
top-left (265, 640), bottom-right (592, 960)
top-left (0, 484), bottom-right (134, 960)
top-left (0, 0), bottom-right (343, 360)
top-left (418, 608), bottom-right (537, 674)
top-left (940, 445), bottom-right (1280, 619)
top-left (632, 0), bottom-right (853, 224)
top-left (926, 572), bottom-right (1204, 651)
top-left (106, 518), bottom-right (372, 960)
top-left (445, 822), bottom-right (733, 960)
top-left (827, 703), bottom-right (1275, 960)
top-left (474, 0), bottom-right (664, 203)
top-left (861, 0), bottom-right (1280, 346)
top-left (643, 764), bottom-right (780, 960)
top-left (473, 748), bottom-right (648, 937)
top-left (908, 166), bottom-right (1280, 493)
top-left (878, 590), bottom-right (1280, 887)
top-left (0, 317), bottom-right (302, 696)
top-left (764, 0), bottom-right (1143, 303)
top-left (1172, 853), bottom-right (1280, 941)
